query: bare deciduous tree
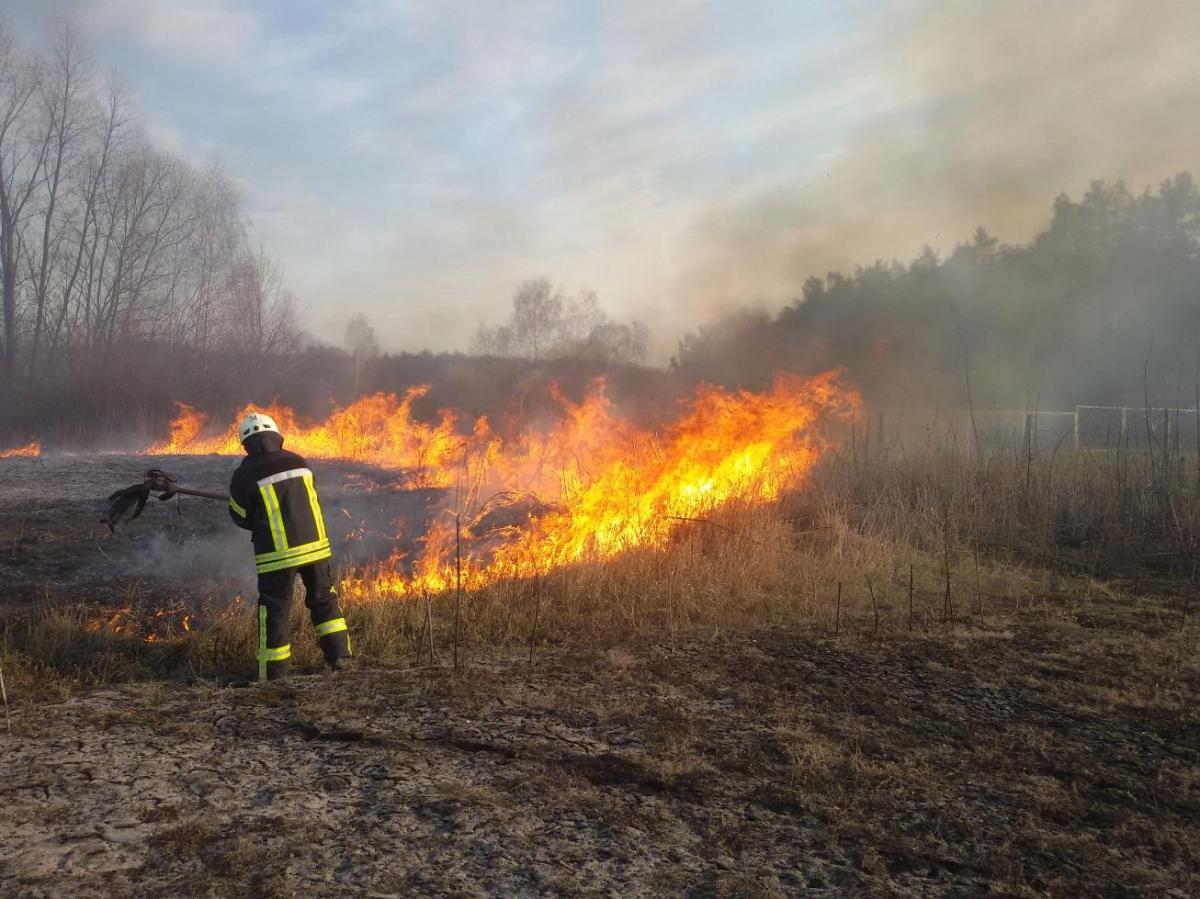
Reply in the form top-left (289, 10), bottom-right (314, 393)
top-left (345, 312), bottom-right (380, 395)
top-left (27, 16), bottom-right (91, 375)
top-left (0, 16), bottom-right (300, 397)
top-left (0, 26), bottom-right (46, 376)
top-left (226, 249), bottom-right (297, 362)
top-left (473, 278), bottom-right (646, 365)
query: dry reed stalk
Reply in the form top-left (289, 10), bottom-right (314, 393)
top-left (866, 575), bottom-right (879, 635)
top-left (835, 581), bottom-right (842, 635)
top-left (667, 567), bottom-right (675, 648)
top-left (943, 520), bottom-right (953, 624)
top-left (908, 564), bottom-right (914, 631)
top-left (1194, 337), bottom-right (1199, 484)
top-left (0, 659), bottom-right (10, 734)
top-left (422, 590), bottom-right (435, 665)
top-left (528, 574), bottom-right (542, 663)
top-left (974, 546), bottom-right (983, 618)
top-left (454, 513), bottom-right (462, 672)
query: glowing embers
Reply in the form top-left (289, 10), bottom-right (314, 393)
top-left (86, 604), bottom-right (193, 643)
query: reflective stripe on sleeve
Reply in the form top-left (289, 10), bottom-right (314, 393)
top-left (229, 496), bottom-right (247, 518)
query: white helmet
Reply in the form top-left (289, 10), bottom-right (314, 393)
top-left (238, 411), bottom-right (281, 444)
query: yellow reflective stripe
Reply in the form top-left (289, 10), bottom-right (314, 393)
top-left (259, 483), bottom-right (288, 552)
top-left (315, 617), bottom-right (347, 637)
top-left (257, 553), bottom-right (331, 574)
top-left (254, 539), bottom-right (330, 565)
top-left (256, 644), bottom-right (291, 662)
top-left (257, 467), bottom-right (311, 486)
top-left (303, 474), bottom-right (327, 543)
top-left (229, 496), bottom-right (247, 518)
top-left (255, 546), bottom-right (332, 574)
top-left (258, 605), bottom-right (267, 682)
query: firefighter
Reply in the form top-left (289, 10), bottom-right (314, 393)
top-left (228, 411), bottom-right (353, 681)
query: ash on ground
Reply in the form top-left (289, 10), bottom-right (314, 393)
top-left (0, 455), bottom-right (446, 618)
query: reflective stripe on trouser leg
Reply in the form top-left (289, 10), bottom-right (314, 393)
top-left (315, 618), bottom-right (347, 636)
top-left (256, 570), bottom-right (296, 681)
top-left (300, 560), bottom-right (351, 662)
top-left (257, 605), bottom-right (292, 682)
top-left (315, 617), bottom-right (351, 660)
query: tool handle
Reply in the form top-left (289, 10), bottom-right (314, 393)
top-left (170, 487), bottom-right (229, 501)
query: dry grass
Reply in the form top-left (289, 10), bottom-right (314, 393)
top-left (1, 440), bottom-right (1196, 694)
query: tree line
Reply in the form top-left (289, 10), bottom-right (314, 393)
top-left (673, 174), bottom-right (1200, 409)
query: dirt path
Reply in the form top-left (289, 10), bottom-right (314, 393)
top-left (2, 604), bottom-right (1196, 897)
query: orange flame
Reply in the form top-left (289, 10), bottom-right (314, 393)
top-left (145, 372), bottom-right (859, 599)
top-left (148, 388), bottom-right (484, 487)
top-left (0, 440), bottom-right (40, 458)
top-left (342, 371), bottom-right (859, 599)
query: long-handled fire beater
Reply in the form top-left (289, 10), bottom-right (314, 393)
top-left (104, 468), bottom-right (225, 531)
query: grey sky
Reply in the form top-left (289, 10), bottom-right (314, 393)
top-left (3, 0), bottom-right (1197, 358)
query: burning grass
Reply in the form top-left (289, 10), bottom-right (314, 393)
top-left (0, 445), bottom-right (1179, 697)
top-left (0, 440), bottom-right (40, 458)
top-left (341, 371), bottom-right (859, 598)
top-left (1, 375), bottom-right (1196, 694)
top-left (147, 387), bottom-right (476, 487)
top-left (132, 370), bottom-right (862, 599)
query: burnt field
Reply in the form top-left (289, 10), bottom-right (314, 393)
top-left (0, 453), bottom-right (1198, 897)
top-left (0, 454), bottom-right (441, 620)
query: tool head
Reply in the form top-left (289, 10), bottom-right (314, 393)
top-left (144, 468), bottom-right (178, 495)
top-left (103, 469), bottom-right (182, 531)
top-left (104, 483), bottom-right (151, 532)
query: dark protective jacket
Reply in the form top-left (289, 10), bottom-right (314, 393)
top-left (228, 447), bottom-right (332, 574)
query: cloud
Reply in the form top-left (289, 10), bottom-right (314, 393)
top-left (140, 111), bottom-right (190, 155)
top-left (83, 0), bottom-right (258, 66)
top-left (83, 0), bottom-right (378, 114)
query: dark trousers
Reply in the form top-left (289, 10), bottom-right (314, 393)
top-left (256, 559), bottom-right (351, 681)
